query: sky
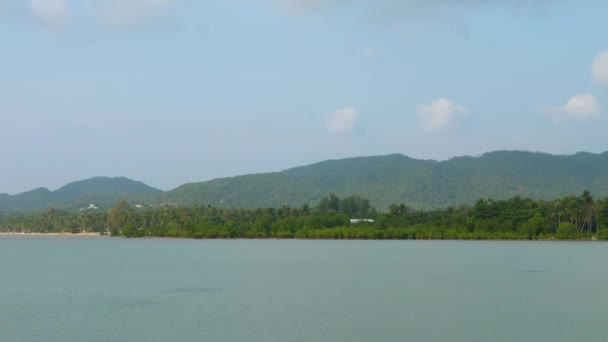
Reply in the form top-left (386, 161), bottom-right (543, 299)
top-left (1, 0), bottom-right (607, 194)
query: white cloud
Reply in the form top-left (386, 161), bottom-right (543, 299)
top-left (592, 50), bottom-right (608, 86)
top-left (417, 98), bottom-right (468, 133)
top-left (543, 94), bottom-right (601, 124)
top-left (29, 0), bottom-right (69, 27)
top-left (326, 107), bottom-right (358, 133)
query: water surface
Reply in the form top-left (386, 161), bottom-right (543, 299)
top-left (1, 236), bottom-right (606, 342)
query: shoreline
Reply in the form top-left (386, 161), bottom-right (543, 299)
top-left (1, 232), bottom-right (603, 242)
top-left (0, 232), bottom-right (102, 236)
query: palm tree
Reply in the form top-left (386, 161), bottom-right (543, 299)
top-left (580, 191), bottom-right (595, 233)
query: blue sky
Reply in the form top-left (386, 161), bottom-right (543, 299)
top-left (1, 0), bottom-right (607, 194)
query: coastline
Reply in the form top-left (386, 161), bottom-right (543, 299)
top-left (0, 232), bottom-right (603, 241)
top-left (0, 232), bottom-right (102, 236)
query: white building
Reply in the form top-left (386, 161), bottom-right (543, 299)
top-left (350, 219), bottom-right (375, 224)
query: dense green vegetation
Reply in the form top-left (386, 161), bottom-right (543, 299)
top-left (3, 151), bottom-right (608, 212)
top-left (2, 192), bottom-right (607, 240)
top-left (157, 151), bottom-right (608, 209)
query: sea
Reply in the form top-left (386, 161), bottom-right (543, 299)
top-left (1, 236), bottom-right (607, 342)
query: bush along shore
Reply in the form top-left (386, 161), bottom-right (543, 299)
top-left (1, 192), bottom-right (607, 240)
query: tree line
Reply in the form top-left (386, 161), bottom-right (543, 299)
top-left (1, 192), bottom-right (608, 240)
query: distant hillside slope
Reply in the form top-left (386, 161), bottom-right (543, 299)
top-left (3, 151), bottom-right (608, 211)
top-left (0, 177), bottom-right (162, 211)
top-left (156, 151), bottom-right (608, 209)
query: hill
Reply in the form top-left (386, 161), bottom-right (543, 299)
top-left (2, 151), bottom-right (608, 211)
top-left (0, 177), bottom-right (162, 211)
top-left (156, 151), bottom-right (608, 209)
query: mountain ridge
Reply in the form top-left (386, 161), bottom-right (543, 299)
top-left (0, 177), bottom-right (162, 211)
top-left (2, 150), bottom-right (608, 211)
top-left (156, 150), bottom-right (608, 209)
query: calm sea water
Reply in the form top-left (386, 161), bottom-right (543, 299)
top-left (1, 236), bottom-right (607, 342)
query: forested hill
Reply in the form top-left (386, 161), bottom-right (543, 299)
top-left (0, 177), bottom-right (161, 211)
top-left (2, 151), bottom-right (608, 211)
top-left (157, 151), bottom-right (608, 209)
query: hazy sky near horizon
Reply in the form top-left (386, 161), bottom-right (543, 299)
top-left (1, 0), bottom-right (607, 194)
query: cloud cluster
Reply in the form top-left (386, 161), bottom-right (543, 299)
top-left (417, 98), bottom-right (468, 133)
top-left (542, 51), bottom-right (607, 124)
top-left (326, 107), bottom-right (358, 133)
top-left (543, 94), bottom-right (601, 124)
top-left (593, 50), bottom-right (608, 86)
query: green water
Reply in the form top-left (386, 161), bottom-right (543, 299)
top-left (1, 236), bottom-right (607, 342)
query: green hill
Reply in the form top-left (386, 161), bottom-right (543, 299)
top-left (1, 188), bottom-right (54, 211)
top-left (0, 177), bottom-right (161, 211)
top-left (155, 151), bottom-right (608, 209)
top-left (2, 151), bottom-right (608, 211)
